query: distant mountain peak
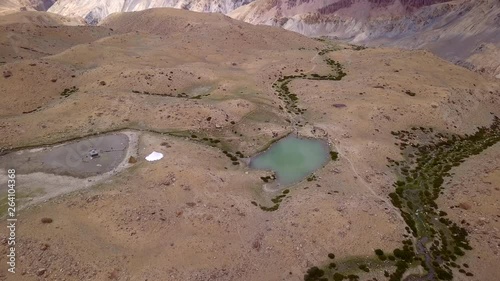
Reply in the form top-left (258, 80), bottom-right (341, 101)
top-left (47, 0), bottom-right (255, 25)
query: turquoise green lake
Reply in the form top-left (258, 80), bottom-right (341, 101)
top-left (250, 135), bottom-right (330, 185)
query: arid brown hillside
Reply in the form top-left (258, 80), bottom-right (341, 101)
top-left (0, 7), bottom-right (499, 281)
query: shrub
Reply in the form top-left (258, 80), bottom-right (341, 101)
top-left (358, 264), bottom-right (369, 272)
top-left (330, 151), bottom-right (339, 161)
top-left (304, 266), bottom-right (325, 281)
top-left (333, 273), bottom-right (345, 281)
top-left (404, 90), bottom-right (416, 97)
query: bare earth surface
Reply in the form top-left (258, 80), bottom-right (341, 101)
top-left (0, 8), bottom-right (499, 281)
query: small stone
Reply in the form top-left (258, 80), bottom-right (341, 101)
top-left (128, 156), bottom-right (137, 163)
top-left (108, 269), bottom-right (119, 280)
top-left (99, 81), bottom-right (106, 86)
top-left (37, 268), bottom-right (46, 276)
top-left (86, 195), bottom-right (99, 203)
top-left (478, 217), bottom-right (488, 226)
top-left (3, 70), bottom-right (12, 78)
top-left (41, 217), bottom-right (53, 223)
top-left (51, 78), bottom-right (57, 82)
top-left (458, 202), bottom-right (472, 210)
top-left (252, 240), bottom-right (261, 251)
top-left (40, 243), bottom-right (49, 251)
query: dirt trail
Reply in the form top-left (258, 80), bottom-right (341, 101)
top-left (334, 142), bottom-right (406, 225)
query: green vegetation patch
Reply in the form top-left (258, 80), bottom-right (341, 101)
top-left (255, 188), bottom-right (292, 212)
top-left (303, 116), bottom-right (500, 280)
top-left (272, 46), bottom-right (346, 118)
top-left (330, 151), bottom-right (339, 161)
top-left (404, 90), bottom-right (416, 97)
top-left (60, 86), bottom-right (78, 97)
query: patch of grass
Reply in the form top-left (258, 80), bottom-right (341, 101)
top-left (60, 86), bottom-right (78, 97)
top-left (254, 188), bottom-right (291, 212)
top-left (404, 90), bottom-right (416, 97)
top-left (260, 204), bottom-right (279, 212)
top-left (260, 174), bottom-right (275, 183)
top-left (306, 174), bottom-right (317, 182)
top-left (304, 266), bottom-right (326, 281)
top-left (333, 273), bottom-right (345, 281)
top-left (351, 45), bottom-right (367, 51)
top-left (330, 151), bottom-right (339, 161)
top-left (190, 94), bottom-right (202, 99)
top-left (358, 264), bottom-right (369, 272)
top-left (271, 47), bottom-right (346, 119)
top-left (301, 116), bottom-right (500, 280)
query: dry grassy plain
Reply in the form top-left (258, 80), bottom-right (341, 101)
top-left (0, 8), bottom-right (499, 281)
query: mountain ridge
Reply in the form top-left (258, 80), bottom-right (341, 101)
top-left (48, 0), bottom-right (254, 24)
top-left (0, 0), bottom-right (498, 77)
top-left (230, 0), bottom-right (500, 77)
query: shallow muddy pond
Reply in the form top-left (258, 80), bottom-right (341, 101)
top-left (250, 135), bottom-right (330, 185)
top-left (0, 133), bottom-right (129, 178)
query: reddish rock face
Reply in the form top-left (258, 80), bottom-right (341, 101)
top-left (318, 0), bottom-right (354, 15)
top-left (316, 0), bottom-right (452, 15)
top-left (400, 0), bottom-right (452, 9)
top-left (29, 0), bottom-right (58, 11)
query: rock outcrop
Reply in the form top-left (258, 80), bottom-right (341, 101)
top-left (48, 0), bottom-right (254, 24)
top-left (230, 0), bottom-right (500, 77)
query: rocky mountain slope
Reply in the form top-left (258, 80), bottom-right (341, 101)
top-left (0, 0), bottom-right (56, 15)
top-left (47, 0), bottom-right (254, 24)
top-left (230, 0), bottom-right (500, 77)
top-left (22, 0), bottom-right (56, 11)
